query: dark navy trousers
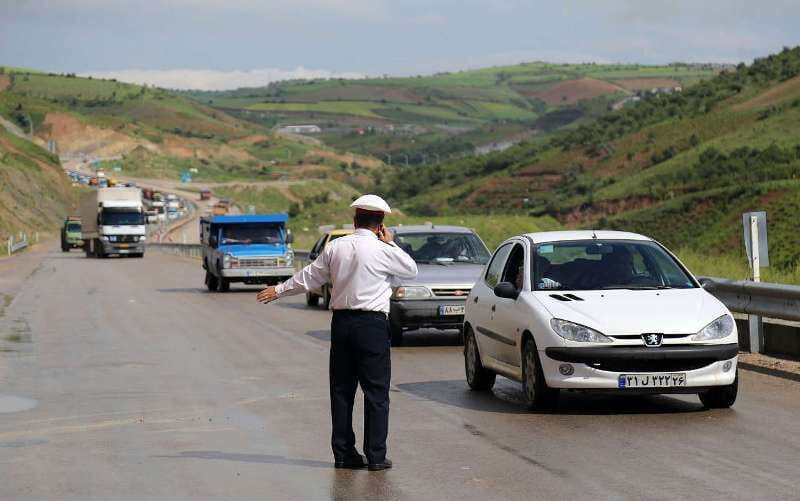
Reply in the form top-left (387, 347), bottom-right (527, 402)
top-left (330, 310), bottom-right (391, 464)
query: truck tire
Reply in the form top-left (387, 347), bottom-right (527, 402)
top-left (84, 240), bottom-right (92, 258)
top-left (217, 277), bottom-right (230, 292)
top-left (306, 292), bottom-right (320, 307)
top-left (132, 253), bottom-right (144, 258)
top-left (205, 271), bottom-right (219, 292)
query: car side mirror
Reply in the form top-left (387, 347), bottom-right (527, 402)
top-left (494, 282), bottom-right (519, 300)
top-left (286, 231), bottom-right (294, 244)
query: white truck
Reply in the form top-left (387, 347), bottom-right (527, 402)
top-left (80, 187), bottom-right (147, 258)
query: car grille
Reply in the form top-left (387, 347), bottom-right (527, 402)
top-left (114, 235), bottom-right (139, 243)
top-left (430, 286), bottom-right (472, 298)
top-left (237, 257), bottom-right (278, 268)
top-left (588, 359), bottom-right (716, 373)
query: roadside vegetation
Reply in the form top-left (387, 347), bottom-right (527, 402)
top-left (375, 47), bottom-right (800, 283)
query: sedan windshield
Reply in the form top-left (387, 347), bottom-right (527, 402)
top-left (533, 240), bottom-right (696, 291)
top-left (221, 224), bottom-right (282, 245)
top-left (395, 232), bottom-right (490, 264)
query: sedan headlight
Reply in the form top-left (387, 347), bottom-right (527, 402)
top-left (692, 315), bottom-right (734, 341)
top-left (550, 318), bottom-right (612, 343)
top-left (392, 286), bottom-right (432, 300)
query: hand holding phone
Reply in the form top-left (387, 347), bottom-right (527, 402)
top-left (377, 224), bottom-right (393, 243)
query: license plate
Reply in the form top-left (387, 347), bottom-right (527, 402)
top-left (438, 304), bottom-right (465, 316)
top-left (618, 373), bottom-right (686, 389)
top-left (246, 270), bottom-right (270, 277)
top-left (118, 243), bottom-right (129, 248)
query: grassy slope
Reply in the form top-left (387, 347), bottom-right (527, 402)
top-left (183, 63), bottom-right (717, 161)
top-left (0, 127), bottom-right (78, 239)
top-left (0, 71), bottom-right (355, 184)
top-left (380, 48), bottom-right (800, 282)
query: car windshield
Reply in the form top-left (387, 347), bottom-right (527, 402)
top-left (395, 232), bottom-right (490, 264)
top-left (221, 224), bottom-right (283, 245)
top-left (66, 223), bottom-right (81, 232)
top-left (101, 210), bottom-right (144, 225)
top-left (533, 240), bottom-right (696, 291)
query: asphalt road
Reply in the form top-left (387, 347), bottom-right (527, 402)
top-left (1, 247), bottom-right (799, 500)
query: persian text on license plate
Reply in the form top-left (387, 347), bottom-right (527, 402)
top-left (246, 270), bottom-right (270, 277)
top-left (438, 305), bottom-right (465, 316)
top-left (618, 373), bottom-right (686, 389)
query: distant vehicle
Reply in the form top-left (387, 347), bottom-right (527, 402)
top-left (98, 178), bottom-right (109, 188)
top-left (212, 203), bottom-right (229, 215)
top-left (305, 228), bottom-right (354, 308)
top-left (200, 189), bottom-right (211, 201)
top-left (200, 214), bottom-right (295, 292)
top-left (96, 170), bottom-right (106, 178)
top-left (80, 187), bottom-right (146, 258)
top-left (60, 217), bottom-right (82, 252)
top-left (388, 225), bottom-right (491, 346)
top-left (463, 231), bottom-right (739, 410)
top-left (88, 177), bottom-right (98, 186)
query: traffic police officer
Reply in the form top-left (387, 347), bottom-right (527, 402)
top-left (256, 194), bottom-right (417, 471)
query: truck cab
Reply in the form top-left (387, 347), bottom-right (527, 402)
top-left (61, 217), bottom-right (82, 252)
top-left (200, 214), bottom-right (295, 292)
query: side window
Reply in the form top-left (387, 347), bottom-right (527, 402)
top-left (501, 244), bottom-right (526, 290)
top-left (485, 244), bottom-right (513, 288)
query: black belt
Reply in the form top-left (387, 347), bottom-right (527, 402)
top-left (332, 309), bottom-right (387, 317)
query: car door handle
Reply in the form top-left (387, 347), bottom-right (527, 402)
top-left (491, 304), bottom-right (496, 312)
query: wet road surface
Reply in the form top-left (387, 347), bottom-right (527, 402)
top-left (1, 247), bottom-right (799, 500)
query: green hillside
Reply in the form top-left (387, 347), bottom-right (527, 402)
top-left (0, 68), bottom-right (370, 184)
top-left (0, 127), bottom-right (78, 240)
top-left (377, 47), bottom-right (800, 282)
top-left (182, 62), bottom-right (718, 163)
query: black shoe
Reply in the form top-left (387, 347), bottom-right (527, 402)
top-left (368, 459), bottom-right (392, 471)
top-left (334, 452), bottom-right (367, 469)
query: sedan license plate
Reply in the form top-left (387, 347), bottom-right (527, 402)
top-left (618, 373), bottom-right (686, 389)
top-left (118, 243), bottom-right (129, 248)
top-left (438, 304), bottom-right (465, 316)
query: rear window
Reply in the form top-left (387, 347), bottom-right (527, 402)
top-left (533, 240), bottom-right (696, 291)
top-left (394, 232), bottom-right (490, 264)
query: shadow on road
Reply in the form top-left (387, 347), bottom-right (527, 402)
top-left (303, 329), bottom-right (463, 348)
top-left (157, 450), bottom-right (331, 468)
top-left (397, 379), bottom-right (705, 415)
top-left (155, 288), bottom-right (262, 294)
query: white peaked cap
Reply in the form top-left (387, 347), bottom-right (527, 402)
top-left (350, 194), bottom-right (392, 214)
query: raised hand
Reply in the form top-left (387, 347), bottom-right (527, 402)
top-left (256, 286), bottom-right (279, 304)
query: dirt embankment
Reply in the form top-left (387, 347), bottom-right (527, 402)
top-left (42, 112), bottom-right (157, 158)
top-left (305, 148), bottom-right (383, 168)
top-left (534, 78), bottom-right (624, 105)
top-left (0, 75), bottom-right (11, 92)
top-left (613, 78), bottom-right (681, 91)
top-left (557, 196), bottom-right (658, 226)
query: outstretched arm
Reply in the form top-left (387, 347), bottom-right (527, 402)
top-left (257, 251), bottom-right (331, 304)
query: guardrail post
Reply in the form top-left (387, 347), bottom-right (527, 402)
top-left (749, 215), bottom-right (765, 353)
top-left (7, 237), bottom-right (11, 256)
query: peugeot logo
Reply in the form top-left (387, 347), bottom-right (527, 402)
top-left (642, 333), bottom-right (663, 347)
top-left (453, 290), bottom-right (466, 296)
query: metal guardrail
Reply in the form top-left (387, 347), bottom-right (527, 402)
top-left (6, 233), bottom-right (29, 256)
top-left (698, 276), bottom-right (800, 322)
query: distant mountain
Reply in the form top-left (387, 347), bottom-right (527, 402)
top-left (180, 62), bottom-right (719, 163)
top-left (379, 47), bottom-right (800, 273)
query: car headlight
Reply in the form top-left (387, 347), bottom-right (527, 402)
top-left (284, 250), bottom-right (294, 266)
top-left (392, 286), bottom-right (432, 299)
top-left (550, 318), bottom-right (612, 343)
top-left (692, 315), bottom-right (734, 341)
top-left (223, 253), bottom-right (232, 268)
top-left (139, 235), bottom-right (146, 242)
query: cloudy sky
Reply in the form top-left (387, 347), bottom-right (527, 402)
top-left (1, 0), bottom-right (798, 90)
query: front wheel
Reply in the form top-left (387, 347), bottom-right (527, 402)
top-left (699, 370), bottom-right (738, 409)
top-left (522, 338), bottom-right (559, 411)
top-left (464, 326), bottom-right (496, 390)
top-left (217, 277), bottom-right (230, 292)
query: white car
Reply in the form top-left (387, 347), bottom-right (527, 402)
top-left (463, 230), bottom-right (739, 410)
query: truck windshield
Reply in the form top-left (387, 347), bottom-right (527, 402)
top-left (66, 223), bottom-right (81, 232)
top-left (221, 224), bottom-right (282, 245)
top-left (395, 232), bottom-right (490, 264)
top-left (101, 210), bottom-right (144, 226)
top-left (533, 240), bottom-right (697, 291)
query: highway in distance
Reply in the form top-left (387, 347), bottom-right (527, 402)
top-left (1, 246), bottom-right (799, 500)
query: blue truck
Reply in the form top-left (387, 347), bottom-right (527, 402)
top-left (200, 214), bottom-right (295, 292)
